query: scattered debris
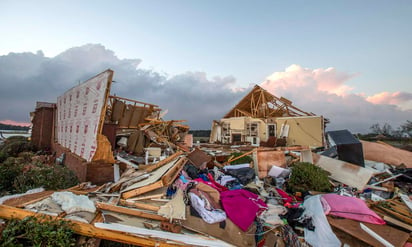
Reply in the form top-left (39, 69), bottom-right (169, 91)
top-left (1, 70), bottom-right (411, 246)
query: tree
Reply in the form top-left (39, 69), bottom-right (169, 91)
top-left (370, 123), bottom-right (382, 135)
top-left (401, 120), bottom-right (412, 133)
top-left (381, 123), bottom-right (393, 136)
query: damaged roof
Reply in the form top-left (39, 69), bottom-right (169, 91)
top-left (224, 85), bottom-right (315, 119)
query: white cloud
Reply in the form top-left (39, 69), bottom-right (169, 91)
top-left (261, 64), bottom-right (411, 133)
top-left (0, 44), bottom-right (244, 129)
top-left (1, 45), bottom-right (410, 133)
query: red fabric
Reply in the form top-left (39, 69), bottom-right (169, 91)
top-left (322, 194), bottom-right (385, 225)
top-left (194, 176), bottom-right (228, 192)
top-left (276, 188), bottom-right (302, 204)
top-left (221, 189), bottom-right (267, 231)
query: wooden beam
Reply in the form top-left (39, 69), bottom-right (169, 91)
top-left (161, 157), bottom-right (186, 185)
top-left (122, 180), bottom-right (164, 199)
top-left (0, 204), bottom-right (178, 247)
top-left (127, 193), bottom-right (165, 201)
top-left (227, 149), bottom-right (256, 164)
top-left (96, 202), bottom-right (166, 221)
top-left (383, 215), bottom-right (412, 232)
top-left (119, 199), bottom-right (160, 212)
top-left (122, 157), bottom-right (185, 200)
top-left (109, 95), bottom-right (159, 108)
top-left (139, 151), bottom-right (183, 172)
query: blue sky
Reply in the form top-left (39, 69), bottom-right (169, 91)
top-left (2, 1), bottom-right (411, 92)
top-left (0, 1), bottom-right (411, 132)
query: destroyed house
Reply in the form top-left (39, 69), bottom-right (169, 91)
top-left (210, 85), bottom-right (326, 148)
top-left (5, 70), bottom-right (412, 247)
top-left (30, 69), bottom-right (190, 184)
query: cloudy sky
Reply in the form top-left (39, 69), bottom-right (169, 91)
top-left (1, 0), bottom-right (411, 133)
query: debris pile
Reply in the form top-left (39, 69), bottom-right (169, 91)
top-left (1, 70), bottom-right (411, 246)
top-left (1, 137), bottom-right (412, 246)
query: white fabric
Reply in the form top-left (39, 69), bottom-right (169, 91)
top-left (268, 166), bottom-right (290, 177)
top-left (51, 191), bottom-right (96, 214)
top-left (223, 163), bottom-right (250, 170)
top-left (259, 204), bottom-right (286, 226)
top-left (302, 195), bottom-right (341, 247)
top-left (219, 175), bottom-right (237, 186)
top-left (189, 192), bottom-right (226, 224)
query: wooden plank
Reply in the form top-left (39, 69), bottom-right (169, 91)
top-left (400, 194), bottom-right (412, 212)
top-left (376, 205), bottom-right (412, 225)
top-left (127, 193), bottom-right (164, 201)
top-left (122, 159), bottom-right (177, 193)
top-left (97, 69), bottom-right (114, 135)
top-left (139, 151), bottom-right (183, 172)
top-left (119, 199), bottom-right (160, 212)
top-left (122, 157), bottom-right (184, 199)
top-left (360, 223), bottom-right (394, 247)
top-left (328, 216), bottom-right (409, 247)
top-left (0, 204), bottom-right (178, 247)
top-left (383, 215), bottom-right (412, 232)
top-left (122, 180), bottom-right (164, 199)
top-left (91, 211), bottom-right (104, 224)
top-left (96, 202), bottom-right (166, 221)
top-left (2, 190), bottom-right (54, 208)
top-left (227, 149), bottom-right (256, 163)
top-left (161, 157), bottom-right (186, 185)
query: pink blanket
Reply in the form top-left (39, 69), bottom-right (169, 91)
top-left (322, 194), bottom-right (385, 225)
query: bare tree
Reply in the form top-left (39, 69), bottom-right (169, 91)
top-left (381, 123), bottom-right (393, 136)
top-left (369, 123), bottom-right (382, 134)
top-left (401, 120), bottom-right (412, 133)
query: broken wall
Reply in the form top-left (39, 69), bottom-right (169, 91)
top-left (56, 70), bottom-right (113, 162)
top-left (213, 117), bottom-right (267, 144)
top-left (51, 142), bottom-right (114, 184)
top-left (31, 103), bottom-right (55, 150)
top-left (275, 116), bottom-right (324, 148)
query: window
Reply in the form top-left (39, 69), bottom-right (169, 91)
top-left (222, 122), bottom-right (230, 137)
top-left (232, 133), bottom-right (242, 143)
top-left (268, 124), bottom-right (276, 137)
top-left (247, 122), bottom-right (258, 136)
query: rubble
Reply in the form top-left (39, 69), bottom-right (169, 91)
top-left (1, 70), bottom-right (411, 246)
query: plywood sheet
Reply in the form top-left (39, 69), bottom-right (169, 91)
top-left (182, 206), bottom-right (255, 247)
top-left (255, 150), bottom-right (286, 178)
top-left (187, 148), bottom-right (211, 169)
top-left (121, 158), bottom-right (178, 192)
top-left (328, 217), bottom-right (409, 247)
top-left (313, 153), bottom-right (373, 190)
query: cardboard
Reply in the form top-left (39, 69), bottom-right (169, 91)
top-left (182, 206), bottom-right (256, 247)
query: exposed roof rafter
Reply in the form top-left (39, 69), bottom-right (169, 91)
top-left (223, 85), bottom-right (314, 119)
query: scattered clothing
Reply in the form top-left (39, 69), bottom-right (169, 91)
top-left (221, 189), bottom-right (267, 231)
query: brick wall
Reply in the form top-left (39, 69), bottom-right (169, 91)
top-left (31, 106), bottom-right (54, 150)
